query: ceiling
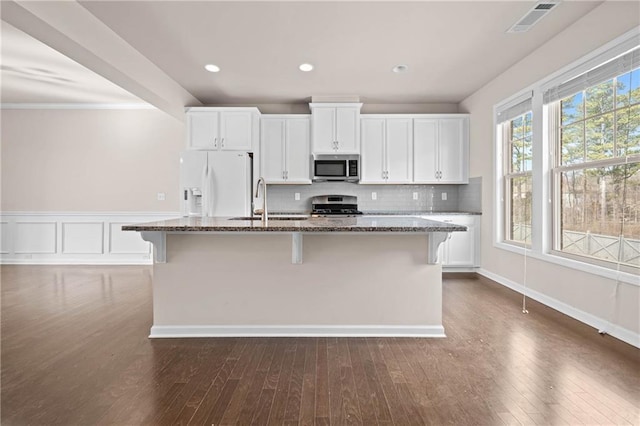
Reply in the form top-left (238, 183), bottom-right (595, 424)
top-left (0, 22), bottom-right (142, 104)
top-left (1, 1), bottom-right (605, 106)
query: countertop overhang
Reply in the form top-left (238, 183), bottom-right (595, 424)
top-left (122, 216), bottom-right (467, 233)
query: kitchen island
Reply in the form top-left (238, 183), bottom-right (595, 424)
top-left (123, 216), bottom-right (465, 338)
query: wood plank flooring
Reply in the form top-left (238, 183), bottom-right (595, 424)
top-left (1, 265), bottom-right (638, 425)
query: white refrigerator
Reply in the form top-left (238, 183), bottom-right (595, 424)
top-left (180, 151), bottom-right (253, 217)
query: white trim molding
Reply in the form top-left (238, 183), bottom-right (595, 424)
top-left (149, 325), bottom-right (447, 339)
top-left (478, 268), bottom-right (640, 349)
top-left (0, 211), bottom-right (179, 265)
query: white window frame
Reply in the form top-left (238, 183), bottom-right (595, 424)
top-left (493, 27), bottom-right (640, 286)
top-left (501, 111), bottom-right (534, 247)
top-left (549, 88), bottom-right (640, 273)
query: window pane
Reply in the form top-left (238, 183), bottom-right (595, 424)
top-left (585, 79), bottom-right (614, 116)
top-left (559, 164), bottom-right (640, 268)
top-left (630, 68), bottom-right (640, 105)
top-left (561, 92), bottom-right (583, 125)
top-left (523, 135), bottom-right (532, 172)
top-left (509, 176), bottom-right (532, 244)
top-left (511, 141), bottom-right (522, 173)
top-left (511, 116), bottom-right (524, 139)
top-left (616, 104), bottom-right (640, 157)
top-left (585, 112), bottom-right (614, 161)
top-left (561, 123), bottom-right (584, 165)
top-left (617, 72), bottom-right (631, 108)
top-left (524, 112), bottom-right (533, 137)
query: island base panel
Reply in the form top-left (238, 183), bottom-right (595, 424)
top-left (151, 233), bottom-right (443, 337)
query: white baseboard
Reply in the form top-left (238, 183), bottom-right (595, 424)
top-left (149, 325), bottom-right (447, 338)
top-left (478, 268), bottom-right (640, 349)
top-left (0, 211), bottom-right (178, 265)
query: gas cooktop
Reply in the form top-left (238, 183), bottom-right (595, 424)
top-left (310, 194), bottom-right (362, 217)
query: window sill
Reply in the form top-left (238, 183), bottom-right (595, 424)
top-left (494, 241), bottom-right (639, 286)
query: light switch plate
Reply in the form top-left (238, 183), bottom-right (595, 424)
top-left (371, 192), bottom-right (377, 200)
top-left (294, 193), bottom-right (300, 201)
top-left (413, 192), bottom-right (419, 200)
top-left (157, 192), bottom-right (166, 201)
top-left (441, 192), bottom-right (447, 201)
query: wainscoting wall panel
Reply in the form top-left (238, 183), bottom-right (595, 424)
top-left (62, 222), bottom-right (104, 254)
top-left (0, 212), bottom-right (177, 264)
top-left (15, 222), bottom-right (57, 254)
top-left (0, 222), bottom-right (10, 254)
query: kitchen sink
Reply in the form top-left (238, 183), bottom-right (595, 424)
top-left (228, 216), bottom-right (308, 221)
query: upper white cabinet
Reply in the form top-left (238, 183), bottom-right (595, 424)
top-left (186, 108), bottom-right (259, 151)
top-left (360, 118), bottom-right (412, 184)
top-left (260, 116), bottom-right (311, 184)
top-left (414, 117), bottom-right (469, 184)
top-left (310, 103), bottom-right (362, 154)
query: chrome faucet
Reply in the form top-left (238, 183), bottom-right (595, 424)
top-left (254, 177), bottom-right (268, 225)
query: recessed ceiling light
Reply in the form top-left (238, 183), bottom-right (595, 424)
top-left (204, 64), bottom-right (220, 73)
top-left (299, 63), bottom-right (314, 72)
top-left (392, 64), bottom-right (409, 73)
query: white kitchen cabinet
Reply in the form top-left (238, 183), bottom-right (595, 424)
top-left (260, 116), bottom-right (311, 184)
top-left (186, 108), bottom-right (259, 151)
top-left (414, 116), bottom-right (469, 184)
top-left (423, 214), bottom-right (479, 268)
top-left (310, 103), bottom-right (362, 154)
top-left (360, 118), bottom-right (412, 183)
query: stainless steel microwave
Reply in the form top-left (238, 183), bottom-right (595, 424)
top-left (312, 154), bottom-right (360, 182)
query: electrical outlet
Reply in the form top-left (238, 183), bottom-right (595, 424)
top-left (371, 192), bottom-right (377, 200)
top-left (441, 192), bottom-right (447, 201)
top-left (413, 192), bottom-right (419, 200)
top-left (294, 193), bottom-right (300, 201)
top-left (157, 192), bottom-right (166, 201)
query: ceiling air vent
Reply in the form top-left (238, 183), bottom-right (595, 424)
top-left (507, 1), bottom-right (560, 33)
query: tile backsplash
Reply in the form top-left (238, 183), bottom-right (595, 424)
top-left (267, 178), bottom-right (482, 213)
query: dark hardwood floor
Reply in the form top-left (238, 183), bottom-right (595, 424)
top-left (1, 265), bottom-right (638, 425)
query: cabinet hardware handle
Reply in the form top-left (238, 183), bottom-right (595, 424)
top-left (221, 137), bottom-right (225, 148)
top-left (214, 137), bottom-right (218, 148)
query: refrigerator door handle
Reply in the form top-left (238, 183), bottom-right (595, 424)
top-left (201, 164), bottom-right (209, 217)
top-left (208, 165), bottom-right (215, 217)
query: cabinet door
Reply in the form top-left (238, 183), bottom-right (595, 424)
top-left (445, 222), bottom-right (475, 266)
top-left (260, 119), bottom-right (286, 183)
top-left (220, 111), bottom-right (253, 150)
top-left (438, 118), bottom-right (467, 183)
top-left (335, 107), bottom-right (359, 152)
top-left (189, 112), bottom-right (219, 149)
top-left (312, 107), bottom-right (335, 153)
top-left (413, 119), bottom-right (439, 183)
top-left (438, 215), bottom-right (475, 267)
top-left (360, 119), bottom-right (386, 183)
top-left (385, 118), bottom-right (412, 183)
top-left (286, 118), bottom-right (311, 183)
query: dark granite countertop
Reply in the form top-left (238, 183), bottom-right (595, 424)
top-left (122, 216), bottom-right (466, 233)
top-left (269, 211), bottom-right (481, 216)
top-left (362, 211), bottom-right (482, 216)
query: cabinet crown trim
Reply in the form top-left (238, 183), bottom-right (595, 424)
top-left (185, 107), bottom-right (261, 114)
top-left (309, 103), bottom-right (363, 109)
top-left (361, 114), bottom-right (469, 119)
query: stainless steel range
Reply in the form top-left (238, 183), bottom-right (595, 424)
top-left (311, 195), bottom-right (363, 217)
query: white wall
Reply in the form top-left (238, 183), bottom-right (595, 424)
top-left (1, 108), bottom-right (184, 212)
top-left (460, 2), bottom-right (640, 342)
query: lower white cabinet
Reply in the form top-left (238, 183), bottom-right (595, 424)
top-left (422, 215), bottom-right (480, 268)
